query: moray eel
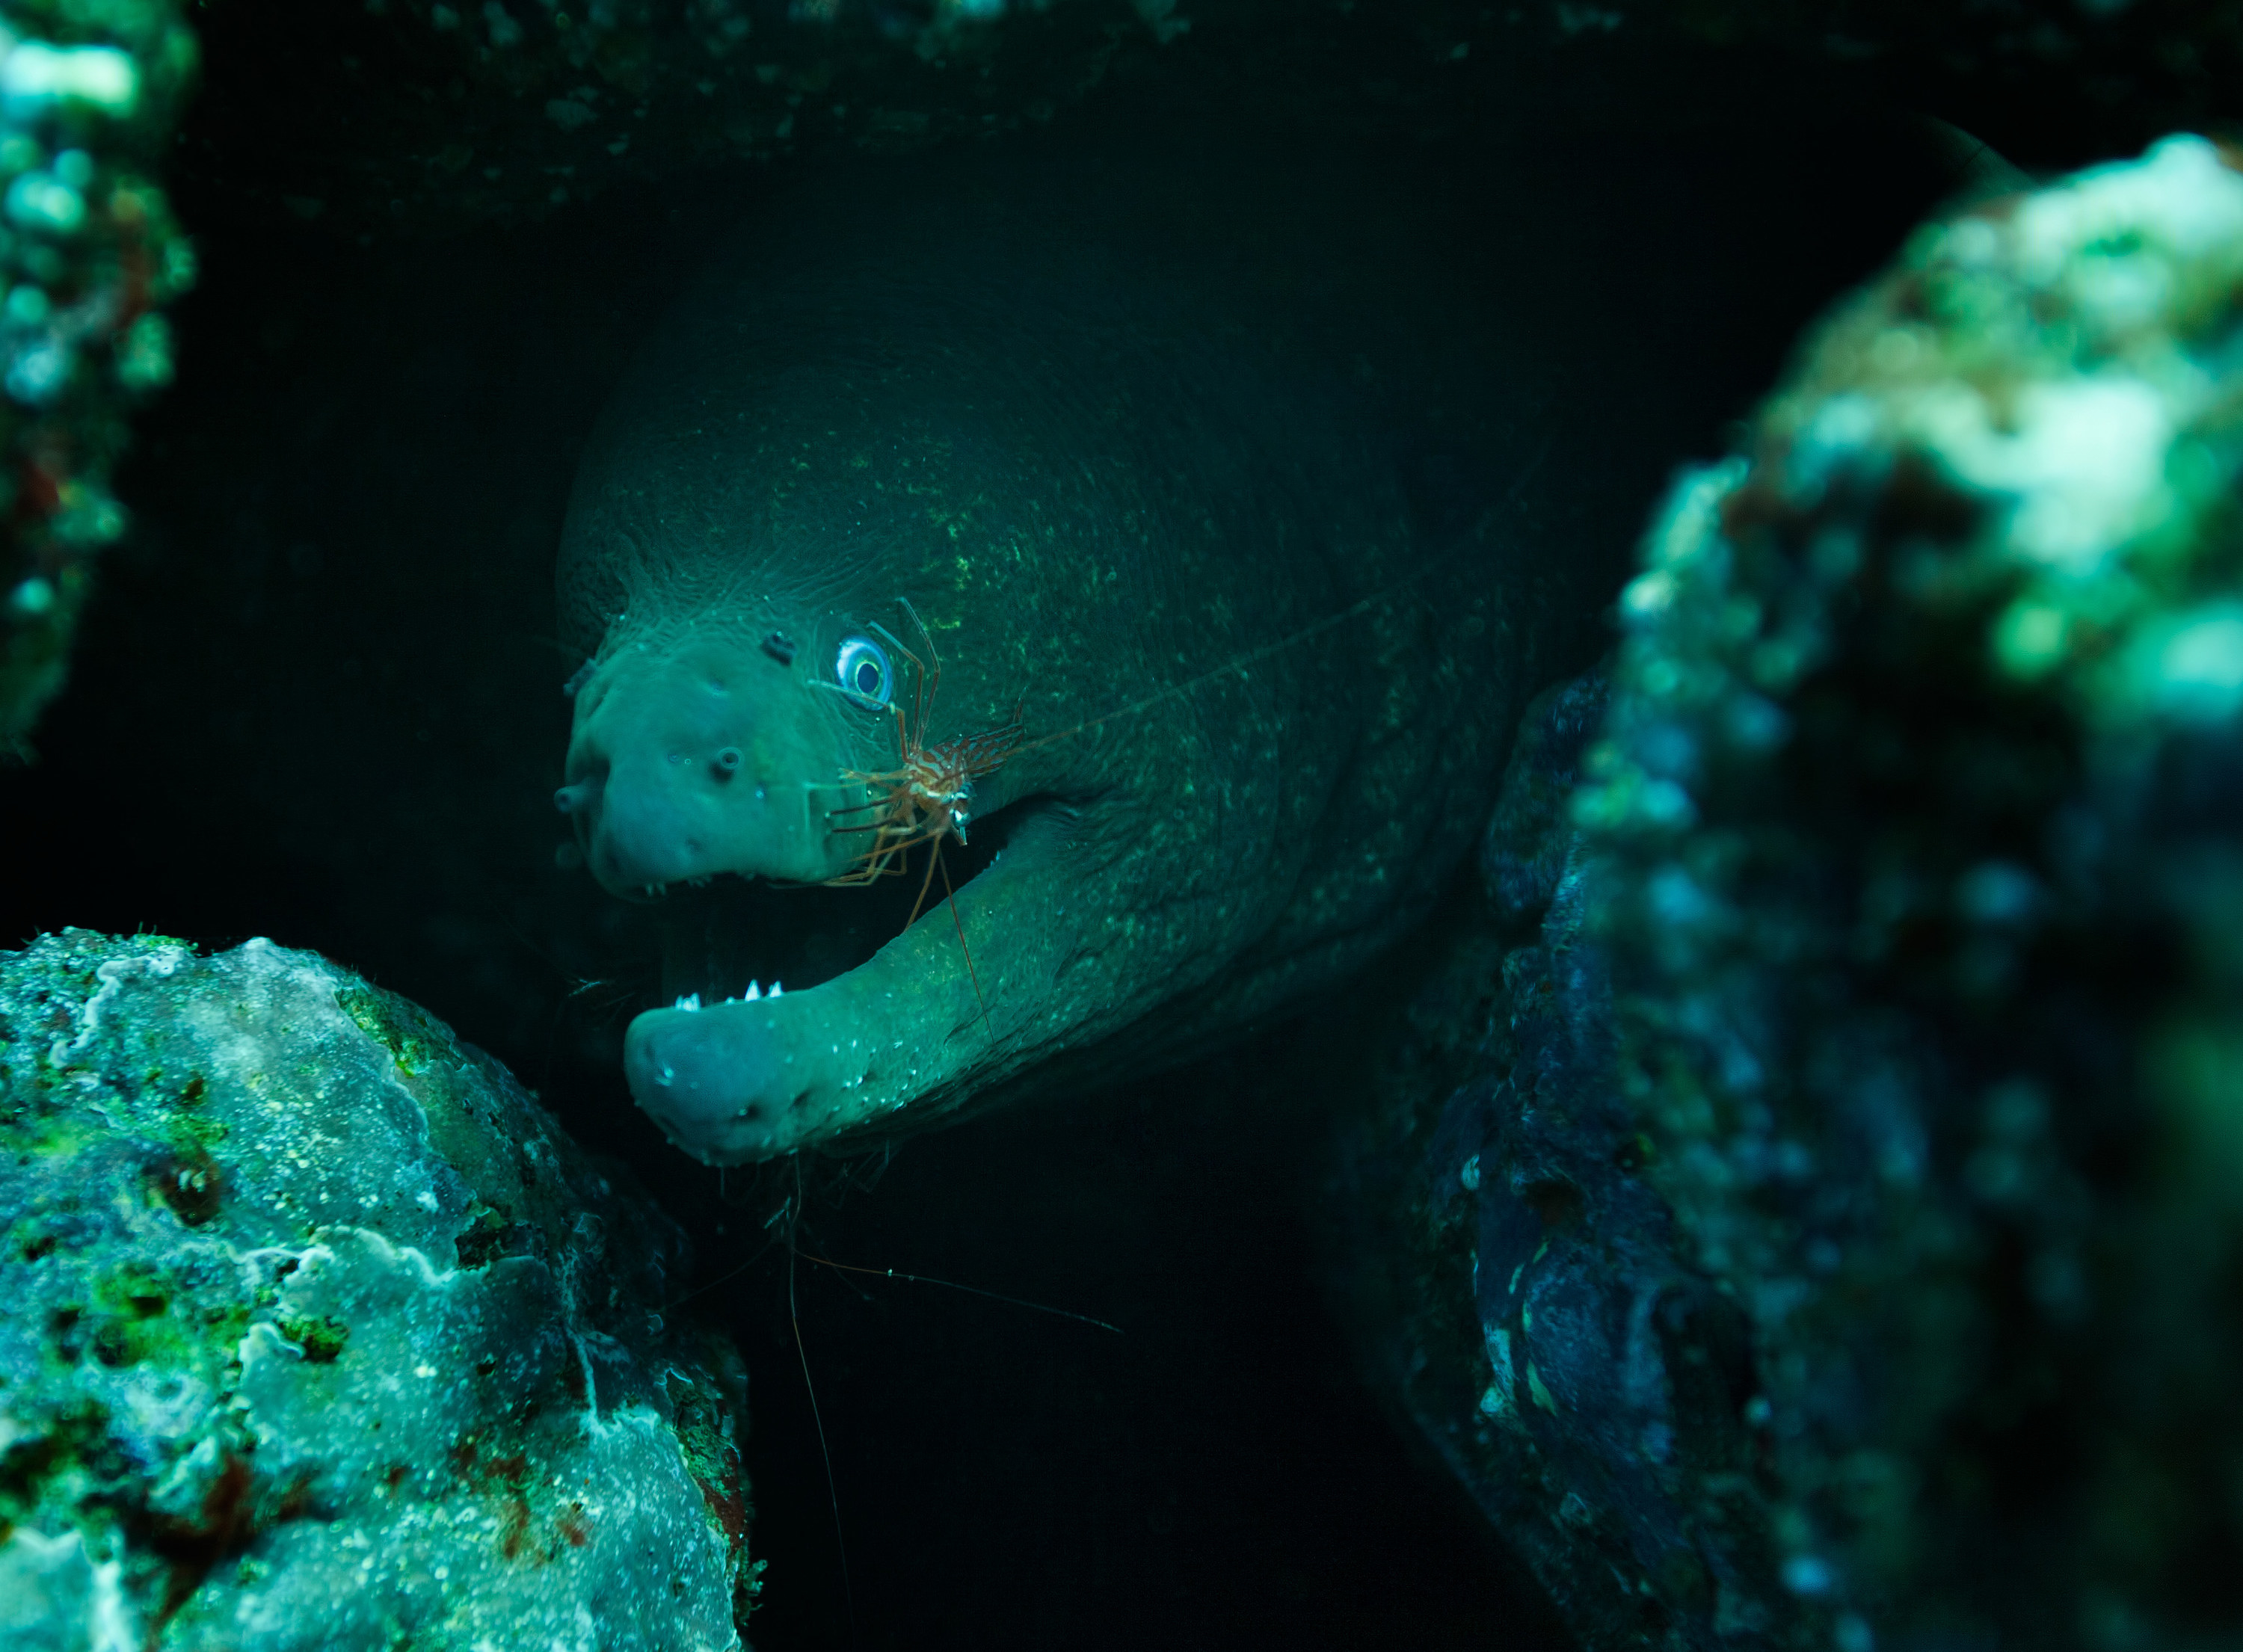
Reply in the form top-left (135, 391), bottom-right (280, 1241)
top-left (556, 135), bottom-right (1573, 1165)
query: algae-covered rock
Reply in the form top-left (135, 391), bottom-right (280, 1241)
top-left (1350, 135), bottom-right (2243, 1651)
top-left (0, 3), bottom-right (197, 750)
top-left (179, 0), bottom-right (2243, 244)
top-left (0, 929), bottom-right (757, 1650)
top-left (1337, 671), bottom-right (1789, 1647)
top-left (1573, 135), bottom-right (2243, 1645)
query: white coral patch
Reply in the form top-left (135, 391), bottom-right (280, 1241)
top-left (2015, 135), bottom-right (2243, 290)
top-left (1913, 376), bottom-right (2173, 574)
top-left (0, 43), bottom-right (140, 119)
top-left (0, 1527), bottom-right (138, 1652)
top-left (2120, 602), bottom-right (2243, 723)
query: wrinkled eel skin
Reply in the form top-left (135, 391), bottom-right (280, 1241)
top-left (556, 131), bottom-right (1572, 1164)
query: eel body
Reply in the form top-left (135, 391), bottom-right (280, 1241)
top-left (556, 136), bottom-right (1568, 1164)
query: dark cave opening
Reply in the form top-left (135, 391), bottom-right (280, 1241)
top-left (0, 39), bottom-right (1969, 1648)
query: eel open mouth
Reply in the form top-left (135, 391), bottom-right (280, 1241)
top-left (616, 788), bottom-right (1086, 1164)
top-left (649, 792), bottom-right (1051, 1014)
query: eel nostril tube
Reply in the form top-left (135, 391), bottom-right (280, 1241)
top-left (554, 778), bottom-right (603, 816)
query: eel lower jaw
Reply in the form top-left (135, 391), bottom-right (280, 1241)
top-left (622, 793), bottom-right (1077, 1164)
top-left (626, 992), bottom-right (816, 1163)
top-left (622, 941), bottom-right (926, 1165)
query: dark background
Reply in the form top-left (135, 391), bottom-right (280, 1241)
top-left (0, 23), bottom-right (1990, 1651)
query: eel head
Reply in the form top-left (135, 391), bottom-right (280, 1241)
top-left (559, 618), bottom-right (1047, 1165)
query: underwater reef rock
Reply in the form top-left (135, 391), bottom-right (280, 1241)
top-left (1539, 0), bottom-right (2243, 170)
top-left (1332, 669), bottom-right (1793, 1646)
top-left (0, 2), bottom-right (196, 750)
top-left (1576, 132), bottom-right (2243, 1647)
top-left (178, 0), bottom-right (2243, 241)
top-left (0, 930), bottom-right (757, 1649)
top-left (1347, 135), bottom-right (2243, 1649)
top-left (185, 0), bottom-right (1208, 238)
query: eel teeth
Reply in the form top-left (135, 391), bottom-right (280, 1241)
top-left (721, 981), bottom-right (784, 1004)
top-left (674, 993), bottom-right (703, 1012)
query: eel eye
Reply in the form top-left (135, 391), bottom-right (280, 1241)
top-left (834, 635), bottom-right (892, 708)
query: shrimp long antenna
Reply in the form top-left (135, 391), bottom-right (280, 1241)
top-left (1003, 451), bottom-right (1551, 763)
top-left (797, 1249), bottom-right (1122, 1335)
top-left (1005, 582), bottom-right (1405, 765)
top-left (790, 1162), bottom-right (855, 1643)
top-left (904, 833), bottom-right (944, 930)
top-left (659, 1232), bottom-right (783, 1312)
top-left (935, 845), bottom-right (992, 1036)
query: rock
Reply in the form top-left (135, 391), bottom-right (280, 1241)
top-left (0, 5), bottom-right (197, 749)
top-left (1575, 133), bottom-right (2243, 1649)
top-left (179, 0), bottom-right (2243, 243)
top-left (186, 0), bottom-right (1217, 238)
top-left (0, 930), bottom-right (757, 1651)
top-left (1348, 135), bottom-right (2243, 1650)
top-left (1336, 671), bottom-right (1785, 1647)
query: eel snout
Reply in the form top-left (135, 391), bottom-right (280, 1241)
top-left (560, 641), bottom-right (832, 893)
top-left (567, 744), bottom-right (722, 892)
top-left (625, 996), bottom-right (818, 1162)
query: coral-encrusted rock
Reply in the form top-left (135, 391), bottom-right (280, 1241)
top-left (1335, 672), bottom-right (1787, 1648)
top-left (1347, 136), bottom-right (2243, 1652)
top-left (0, 5), bottom-right (198, 749)
top-left (0, 930), bottom-right (757, 1651)
top-left (1573, 134), bottom-right (2243, 1648)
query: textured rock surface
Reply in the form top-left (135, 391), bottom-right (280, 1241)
top-left (179, 0), bottom-right (2243, 241)
top-left (1577, 133), bottom-right (2243, 1648)
top-left (0, 3), bottom-right (197, 748)
top-left (1335, 671), bottom-right (1788, 1647)
top-left (0, 929), bottom-right (757, 1650)
top-left (1347, 136), bottom-right (2243, 1651)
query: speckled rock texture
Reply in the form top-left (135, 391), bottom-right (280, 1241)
top-left (1335, 671), bottom-right (1787, 1648)
top-left (1577, 133), bottom-right (2243, 1648)
top-left (0, 929), bottom-right (757, 1651)
top-left (1344, 137), bottom-right (2243, 1651)
top-left (0, 2), bottom-right (197, 748)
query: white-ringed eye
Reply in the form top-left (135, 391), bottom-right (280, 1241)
top-left (834, 635), bottom-right (892, 707)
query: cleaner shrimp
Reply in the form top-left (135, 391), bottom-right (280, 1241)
top-left (822, 599), bottom-right (1021, 1029)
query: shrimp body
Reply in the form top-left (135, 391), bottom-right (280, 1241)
top-left (825, 600), bottom-right (1022, 896)
top-left (828, 723), bottom-right (1019, 887)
